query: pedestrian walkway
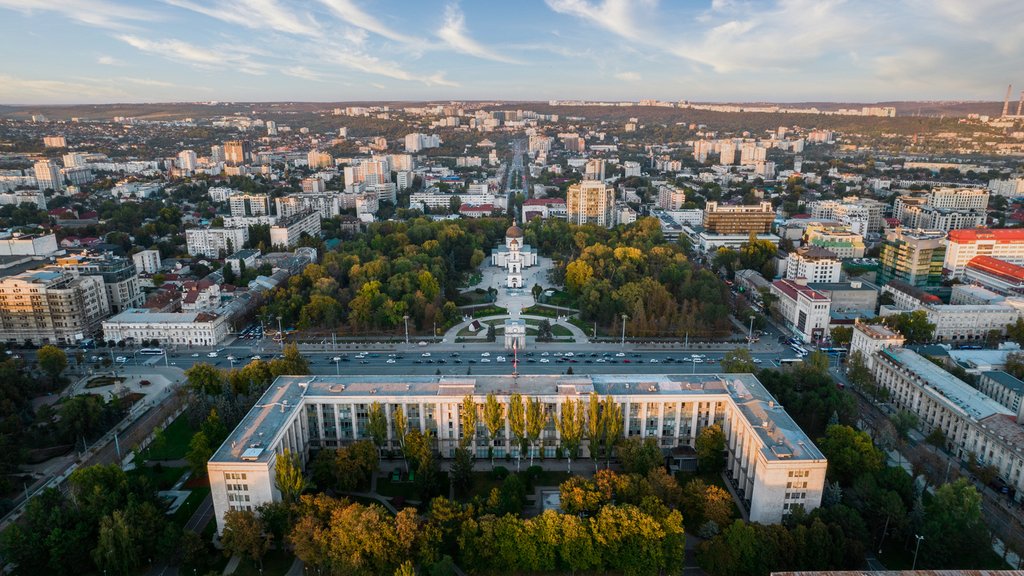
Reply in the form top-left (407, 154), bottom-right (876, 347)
top-left (222, 555), bottom-right (240, 575)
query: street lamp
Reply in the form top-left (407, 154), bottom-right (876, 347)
top-left (277, 316), bottom-right (284, 351)
top-left (403, 315), bottom-right (410, 345)
top-left (912, 534), bottom-right (924, 570)
top-left (333, 356), bottom-right (341, 376)
top-left (620, 314), bottom-right (628, 347)
top-left (747, 315), bottom-right (756, 350)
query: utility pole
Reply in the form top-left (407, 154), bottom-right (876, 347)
top-left (621, 314), bottom-right (628, 347)
top-left (403, 315), bottom-right (410, 345)
top-left (912, 534), bottom-right (924, 570)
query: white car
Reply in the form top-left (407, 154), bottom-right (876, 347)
top-left (539, 358), bottom-right (549, 363)
top-left (251, 355), bottom-right (262, 361)
top-left (615, 352), bottom-right (625, 357)
top-left (496, 356), bottom-right (505, 362)
top-left (691, 357), bottom-right (704, 364)
top-left (596, 358), bottom-right (606, 363)
top-left (564, 352), bottom-right (574, 357)
top-left (115, 356), bottom-right (127, 363)
top-left (386, 359), bottom-right (396, 364)
top-left (481, 352), bottom-right (490, 357)
top-left (481, 358), bottom-right (491, 363)
top-left (752, 358), bottom-right (763, 364)
top-left (332, 356), bottom-right (341, 362)
top-left (540, 352), bottom-right (549, 357)
top-left (207, 352), bottom-right (218, 358)
top-left (649, 358), bottom-right (660, 363)
top-left (191, 353), bottom-right (200, 357)
top-left (421, 352), bottom-right (431, 357)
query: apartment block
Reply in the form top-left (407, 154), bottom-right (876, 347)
top-left (703, 201), bottom-right (774, 234)
top-left (0, 269), bottom-right (109, 345)
top-left (186, 227), bottom-right (248, 259)
top-left (567, 180), bottom-right (615, 227)
top-left (878, 229), bottom-right (946, 287)
top-left (270, 211), bottom-right (321, 248)
top-left (945, 229), bottom-right (1024, 278)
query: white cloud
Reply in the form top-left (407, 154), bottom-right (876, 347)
top-left (615, 71), bottom-right (640, 81)
top-left (97, 55), bottom-right (124, 66)
top-left (163, 0), bottom-right (319, 37)
top-left (281, 66), bottom-right (325, 81)
top-left (117, 77), bottom-right (177, 87)
top-left (0, 74), bottom-right (128, 103)
top-left (318, 0), bottom-right (422, 44)
top-left (438, 4), bottom-right (521, 64)
top-left (544, 0), bottom-right (654, 42)
top-left (323, 47), bottom-right (457, 86)
top-left (0, 0), bottom-right (158, 30)
top-left (117, 35), bottom-right (268, 75)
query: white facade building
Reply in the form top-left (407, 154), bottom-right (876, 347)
top-left (186, 227), bottom-right (248, 259)
top-left (270, 211), bottom-right (321, 248)
top-left (784, 246), bottom-right (842, 283)
top-left (208, 373), bottom-right (827, 533)
top-left (229, 194), bottom-right (270, 217)
top-left (945, 229), bottom-right (1024, 278)
top-left (769, 279), bottom-right (831, 343)
top-left (102, 308), bottom-right (230, 347)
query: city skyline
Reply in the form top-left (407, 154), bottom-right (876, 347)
top-left (1, 0), bottom-right (1023, 104)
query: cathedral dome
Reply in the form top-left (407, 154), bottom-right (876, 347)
top-left (506, 224), bottom-right (524, 238)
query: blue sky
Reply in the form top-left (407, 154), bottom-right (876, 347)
top-left (1, 0), bottom-right (1022, 104)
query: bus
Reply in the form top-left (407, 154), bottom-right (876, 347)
top-left (139, 348), bottom-right (165, 355)
top-left (779, 358), bottom-right (804, 366)
top-left (819, 347), bottom-right (847, 355)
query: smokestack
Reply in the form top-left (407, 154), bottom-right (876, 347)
top-left (1017, 91), bottom-right (1023, 117)
top-left (1003, 84), bottom-right (1013, 116)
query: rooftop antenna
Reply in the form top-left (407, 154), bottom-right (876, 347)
top-left (1003, 84), bottom-right (1013, 117)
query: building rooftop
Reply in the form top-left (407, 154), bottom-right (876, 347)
top-left (211, 373), bottom-right (826, 466)
top-left (981, 370), bottom-right (1024, 395)
top-left (104, 308), bottom-right (219, 324)
top-left (807, 281), bottom-right (878, 293)
top-left (967, 256), bottom-right (1024, 283)
top-left (772, 279), bottom-right (830, 301)
top-left (855, 322), bottom-right (902, 340)
top-left (949, 228), bottom-right (1024, 243)
top-left (880, 348), bottom-right (1012, 421)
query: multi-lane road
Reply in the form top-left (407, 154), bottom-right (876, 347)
top-left (125, 342), bottom-right (799, 377)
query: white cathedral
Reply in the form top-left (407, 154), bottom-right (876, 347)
top-left (490, 223), bottom-right (537, 288)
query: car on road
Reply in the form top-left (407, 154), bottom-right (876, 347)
top-left (251, 355), bottom-right (262, 361)
top-left (359, 360), bottom-right (369, 364)
top-left (540, 352), bottom-right (549, 356)
top-left (481, 352), bottom-right (490, 357)
top-left (481, 358), bottom-right (491, 363)
top-left (421, 352), bottom-right (431, 357)
top-left (615, 352), bottom-right (625, 357)
top-left (191, 352), bottom-right (200, 357)
top-left (564, 352), bottom-right (574, 357)
top-left (539, 358), bottom-right (549, 363)
top-left (691, 357), bottom-right (704, 364)
top-left (752, 358), bottom-right (763, 364)
top-left (115, 356), bottom-right (127, 363)
top-left (386, 359), bottom-right (396, 364)
top-left (649, 359), bottom-right (659, 363)
top-left (496, 356), bottom-right (505, 362)
top-left (207, 352), bottom-right (218, 358)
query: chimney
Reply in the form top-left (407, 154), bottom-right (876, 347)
top-left (1003, 84), bottom-right (1013, 117)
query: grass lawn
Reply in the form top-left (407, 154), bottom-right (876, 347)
top-left (456, 288), bottom-right (490, 305)
top-left (376, 477), bottom-right (422, 499)
top-left (232, 549), bottom-right (296, 576)
top-left (543, 289), bottom-right (576, 307)
top-left (471, 306), bottom-right (507, 318)
top-left (129, 465), bottom-right (187, 491)
top-left (551, 324), bottom-right (572, 337)
top-left (530, 470), bottom-right (571, 488)
top-left (141, 413), bottom-right (195, 461)
top-left (171, 485), bottom-right (211, 526)
top-left (84, 376), bottom-right (124, 389)
top-left (522, 305), bottom-right (559, 318)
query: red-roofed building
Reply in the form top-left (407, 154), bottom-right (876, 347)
top-left (769, 278), bottom-right (832, 343)
top-left (964, 256), bottom-right (1024, 295)
top-left (945, 228), bottom-right (1024, 277)
top-left (522, 198), bottom-right (567, 222)
top-left (460, 203), bottom-right (494, 218)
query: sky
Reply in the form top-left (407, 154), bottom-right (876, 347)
top-left (1, 0), bottom-right (1023, 105)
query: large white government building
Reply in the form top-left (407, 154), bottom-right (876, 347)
top-left (208, 373), bottom-right (827, 533)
